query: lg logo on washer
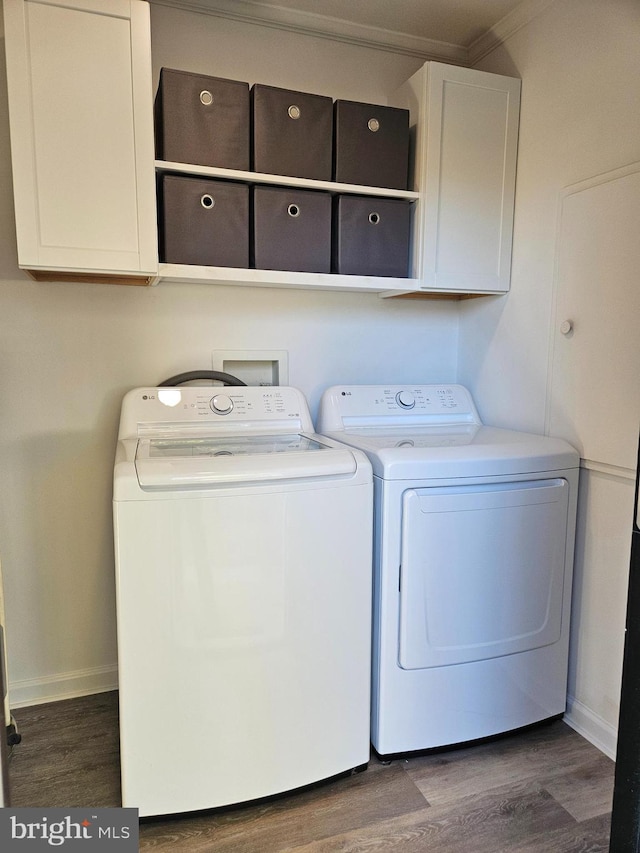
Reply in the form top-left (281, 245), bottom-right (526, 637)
top-left (140, 390), bottom-right (183, 406)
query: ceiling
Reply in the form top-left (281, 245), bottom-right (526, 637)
top-left (246, 0), bottom-right (525, 48)
top-left (159, 0), bottom-right (548, 63)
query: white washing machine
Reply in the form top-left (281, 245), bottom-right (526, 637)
top-left (113, 386), bottom-right (372, 817)
top-left (317, 384), bottom-right (580, 758)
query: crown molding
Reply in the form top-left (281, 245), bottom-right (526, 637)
top-left (149, 0), bottom-right (468, 64)
top-left (150, 0), bottom-right (559, 66)
top-left (467, 0), bottom-right (558, 65)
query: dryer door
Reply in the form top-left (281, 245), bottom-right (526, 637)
top-left (398, 478), bottom-right (570, 669)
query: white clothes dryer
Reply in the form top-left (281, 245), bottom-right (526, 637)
top-left (113, 386), bottom-right (372, 816)
top-left (317, 384), bottom-right (579, 758)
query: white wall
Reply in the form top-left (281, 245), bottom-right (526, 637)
top-left (461, 0), bottom-right (640, 755)
top-left (0, 9), bottom-right (458, 706)
top-left (150, 4), bottom-right (422, 100)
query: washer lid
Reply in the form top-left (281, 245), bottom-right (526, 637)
top-left (134, 433), bottom-right (357, 488)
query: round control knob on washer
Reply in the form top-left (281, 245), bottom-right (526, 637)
top-left (396, 391), bottom-right (416, 409)
top-left (210, 394), bottom-right (233, 415)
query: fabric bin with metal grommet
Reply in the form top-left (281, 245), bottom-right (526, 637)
top-left (333, 100), bottom-right (410, 190)
top-left (251, 84), bottom-right (333, 180)
top-left (252, 185), bottom-right (331, 273)
top-left (332, 195), bottom-right (412, 277)
top-left (154, 68), bottom-right (250, 169)
top-left (159, 174), bottom-right (249, 268)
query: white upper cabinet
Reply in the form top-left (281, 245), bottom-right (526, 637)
top-left (393, 63), bottom-right (520, 294)
top-left (3, 0), bottom-right (157, 283)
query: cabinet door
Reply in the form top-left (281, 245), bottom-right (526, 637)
top-left (3, 0), bottom-right (157, 281)
top-left (425, 63), bottom-right (520, 293)
top-left (547, 163), bottom-right (640, 472)
top-left (395, 62), bottom-right (520, 294)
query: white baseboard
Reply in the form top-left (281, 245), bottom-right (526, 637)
top-left (8, 664), bottom-right (118, 709)
top-left (564, 694), bottom-right (617, 760)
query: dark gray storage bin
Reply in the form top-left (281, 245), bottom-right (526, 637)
top-left (155, 68), bottom-right (250, 170)
top-left (252, 186), bottom-right (331, 273)
top-left (334, 100), bottom-right (410, 190)
top-left (252, 85), bottom-right (333, 180)
top-left (159, 175), bottom-right (249, 268)
top-left (333, 195), bottom-right (412, 277)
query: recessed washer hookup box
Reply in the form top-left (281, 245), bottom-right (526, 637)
top-left (159, 174), bottom-right (249, 268)
top-left (155, 68), bottom-right (250, 170)
top-left (252, 84), bottom-right (333, 180)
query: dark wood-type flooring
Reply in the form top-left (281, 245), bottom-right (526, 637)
top-left (7, 691), bottom-right (614, 851)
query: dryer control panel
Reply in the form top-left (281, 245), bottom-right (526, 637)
top-left (317, 384), bottom-right (482, 431)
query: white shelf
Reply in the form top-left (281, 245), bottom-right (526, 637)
top-left (157, 263), bottom-right (420, 294)
top-left (155, 161), bottom-right (420, 200)
top-left (155, 162), bottom-right (420, 293)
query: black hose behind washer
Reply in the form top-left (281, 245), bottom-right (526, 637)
top-left (158, 370), bottom-right (247, 387)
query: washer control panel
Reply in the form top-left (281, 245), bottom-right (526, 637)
top-left (121, 386), bottom-right (315, 436)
